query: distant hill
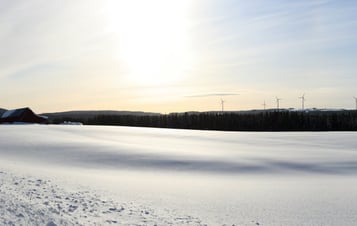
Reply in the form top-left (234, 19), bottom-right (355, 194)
top-left (171, 108), bottom-right (351, 115)
top-left (83, 109), bottom-right (357, 131)
top-left (42, 110), bottom-right (161, 124)
top-left (172, 109), bottom-right (286, 115)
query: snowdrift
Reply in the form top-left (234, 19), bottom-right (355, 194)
top-left (0, 125), bottom-right (356, 225)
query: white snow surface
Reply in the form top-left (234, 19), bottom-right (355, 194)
top-left (0, 125), bottom-right (357, 225)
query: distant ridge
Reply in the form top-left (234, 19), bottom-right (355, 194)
top-left (43, 110), bottom-right (160, 116)
top-left (42, 108), bottom-right (352, 123)
top-left (170, 108), bottom-right (350, 115)
top-left (42, 110), bottom-right (161, 124)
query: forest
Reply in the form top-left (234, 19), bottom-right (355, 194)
top-left (49, 110), bottom-right (357, 131)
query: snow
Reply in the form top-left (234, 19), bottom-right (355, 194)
top-left (60, 121), bottom-right (83, 125)
top-left (0, 125), bottom-right (357, 225)
top-left (0, 170), bottom-right (200, 225)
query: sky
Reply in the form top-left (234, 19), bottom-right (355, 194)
top-left (0, 0), bottom-right (357, 113)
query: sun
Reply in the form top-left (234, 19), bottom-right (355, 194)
top-left (105, 0), bottom-right (193, 86)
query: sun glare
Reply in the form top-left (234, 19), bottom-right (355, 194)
top-left (105, 0), bottom-right (193, 86)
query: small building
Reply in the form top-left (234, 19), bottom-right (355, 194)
top-left (0, 107), bottom-right (47, 124)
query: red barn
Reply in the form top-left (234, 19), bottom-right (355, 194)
top-left (0, 107), bottom-right (47, 124)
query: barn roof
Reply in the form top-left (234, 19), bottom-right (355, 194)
top-left (0, 107), bottom-right (47, 124)
top-left (1, 108), bottom-right (31, 118)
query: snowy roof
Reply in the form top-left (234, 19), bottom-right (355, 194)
top-left (1, 109), bottom-right (16, 118)
top-left (1, 108), bottom-right (30, 118)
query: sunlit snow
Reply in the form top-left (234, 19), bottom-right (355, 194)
top-left (0, 125), bottom-right (357, 225)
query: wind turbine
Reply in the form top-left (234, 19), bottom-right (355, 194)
top-left (276, 97), bottom-right (282, 111)
top-left (262, 100), bottom-right (266, 110)
top-left (220, 99), bottom-right (225, 112)
top-left (299, 93), bottom-right (306, 110)
top-left (354, 97), bottom-right (357, 110)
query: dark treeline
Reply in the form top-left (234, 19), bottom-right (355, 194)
top-left (50, 110), bottom-right (357, 131)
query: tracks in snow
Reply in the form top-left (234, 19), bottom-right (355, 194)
top-left (0, 170), bottom-right (205, 226)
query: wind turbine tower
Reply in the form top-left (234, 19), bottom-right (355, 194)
top-left (276, 97), bottom-right (282, 111)
top-left (220, 99), bottom-right (225, 112)
top-left (262, 100), bottom-right (266, 110)
top-left (299, 93), bottom-right (306, 110)
top-left (354, 97), bottom-right (357, 110)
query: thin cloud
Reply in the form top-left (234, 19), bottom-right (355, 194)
top-left (185, 93), bottom-right (239, 98)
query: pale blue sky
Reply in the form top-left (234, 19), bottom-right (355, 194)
top-left (0, 0), bottom-right (356, 113)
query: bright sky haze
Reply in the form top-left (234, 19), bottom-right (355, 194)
top-left (1, 0), bottom-right (356, 113)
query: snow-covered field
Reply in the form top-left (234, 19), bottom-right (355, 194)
top-left (0, 125), bottom-right (357, 225)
